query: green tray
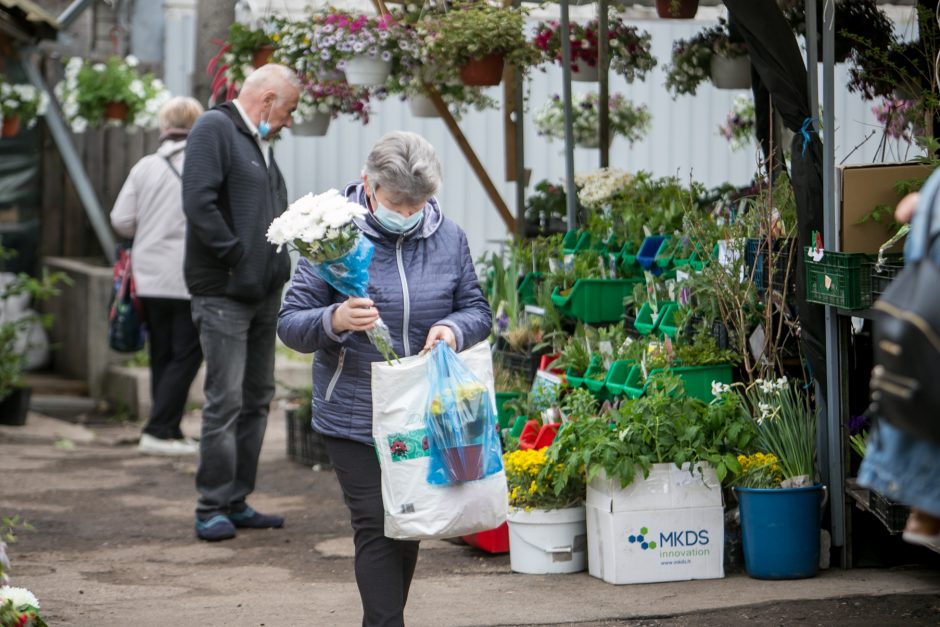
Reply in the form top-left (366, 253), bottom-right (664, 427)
top-left (518, 271), bottom-right (543, 306)
top-left (689, 243), bottom-right (720, 272)
top-left (623, 363), bottom-right (734, 402)
top-left (604, 360), bottom-right (637, 397)
top-left (803, 247), bottom-right (873, 310)
top-left (495, 391), bottom-right (523, 430)
top-left (655, 236), bottom-right (677, 270)
top-left (634, 300), bottom-right (677, 336)
top-left (551, 278), bottom-right (643, 324)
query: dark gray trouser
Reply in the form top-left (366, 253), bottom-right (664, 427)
top-left (191, 293), bottom-right (280, 518)
top-left (323, 435), bottom-right (420, 627)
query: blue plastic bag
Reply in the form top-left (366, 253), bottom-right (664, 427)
top-left (424, 342), bottom-right (502, 485)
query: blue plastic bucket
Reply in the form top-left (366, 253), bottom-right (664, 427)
top-left (735, 484), bottom-right (825, 579)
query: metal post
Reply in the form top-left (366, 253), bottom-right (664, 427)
top-left (821, 0), bottom-right (845, 550)
top-left (21, 49), bottom-right (116, 263)
top-left (559, 0), bottom-right (577, 229)
top-left (806, 0), bottom-right (819, 121)
top-left (57, 0), bottom-right (95, 30)
top-left (513, 0), bottom-right (526, 239)
top-left (598, 0), bottom-right (610, 168)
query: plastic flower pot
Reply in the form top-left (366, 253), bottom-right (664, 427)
top-left (252, 44), bottom-right (275, 68)
top-left (344, 55), bottom-right (392, 86)
top-left (1, 115), bottom-right (21, 138)
top-left (735, 484), bottom-right (826, 580)
top-left (656, 0), bottom-right (699, 19)
top-left (508, 505), bottom-right (587, 574)
top-left (442, 443), bottom-right (485, 482)
top-left (711, 54), bottom-right (752, 90)
top-left (571, 64), bottom-right (599, 82)
top-left (290, 112), bottom-right (331, 137)
top-left (104, 101), bottom-right (129, 122)
top-left (636, 235), bottom-right (669, 275)
top-left (460, 53), bottom-right (505, 86)
top-left (409, 93), bottom-right (440, 118)
top-left (551, 279), bottom-right (643, 324)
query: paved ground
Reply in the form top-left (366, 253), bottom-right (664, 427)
top-left (1, 406), bottom-right (939, 626)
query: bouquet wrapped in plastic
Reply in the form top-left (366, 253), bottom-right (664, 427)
top-left (424, 342), bottom-right (502, 485)
top-left (267, 189), bottom-right (397, 363)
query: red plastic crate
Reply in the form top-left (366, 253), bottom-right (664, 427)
top-left (462, 522), bottom-right (509, 554)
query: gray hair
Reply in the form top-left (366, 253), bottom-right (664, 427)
top-left (158, 96), bottom-right (204, 132)
top-left (365, 131), bottom-right (443, 205)
top-left (241, 63), bottom-right (302, 102)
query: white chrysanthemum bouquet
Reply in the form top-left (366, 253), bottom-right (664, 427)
top-left (267, 189), bottom-right (398, 363)
top-left (0, 586), bottom-right (46, 626)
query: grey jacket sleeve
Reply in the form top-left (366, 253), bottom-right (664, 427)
top-left (181, 114), bottom-right (244, 267)
top-left (434, 230), bottom-right (493, 352)
top-left (277, 258), bottom-right (352, 353)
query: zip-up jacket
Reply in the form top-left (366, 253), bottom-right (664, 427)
top-left (276, 181), bottom-right (492, 444)
top-left (181, 101), bottom-right (291, 302)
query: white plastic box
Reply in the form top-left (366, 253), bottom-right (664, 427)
top-left (586, 463), bottom-right (725, 585)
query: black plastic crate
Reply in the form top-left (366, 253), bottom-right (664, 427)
top-left (684, 315), bottom-right (732, 350)
top-left (870, 256), bottom-right (904, 300)
top-left (286, 409), bottom-right (332, 469)
top-left (493, 348), bottom-right (543, 385)
top-left (869, 489), bottom-right (909, 535)
top-left (745, 237), bottom-right (796, 296)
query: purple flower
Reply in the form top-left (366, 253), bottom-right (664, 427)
top-left (496, 311), bottom-right (510, 333)
top-left (848, 414), bottom-right (868, 435)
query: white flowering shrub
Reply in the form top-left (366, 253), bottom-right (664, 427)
top-left (0, 77), bottom-right (47, 131)
top-left (53, 56), bottom-right (171, 133)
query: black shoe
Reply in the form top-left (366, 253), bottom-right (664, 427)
top-left (229, 506), bottom-right (284, 529)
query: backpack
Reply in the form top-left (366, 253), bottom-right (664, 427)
top-left (870, 179), bottom-right (940, 445)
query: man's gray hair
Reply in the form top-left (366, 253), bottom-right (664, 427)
top-left (365, 131), bottom-right (443, 205)
top-left (241, 63), bottom-right (302, 101)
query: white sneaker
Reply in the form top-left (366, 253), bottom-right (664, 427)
top-left (138, 434), bottom-right (199, 456)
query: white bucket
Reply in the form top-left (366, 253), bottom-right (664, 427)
top-left (507, 505), bottom-right (587, 574)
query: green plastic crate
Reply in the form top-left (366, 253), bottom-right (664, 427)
top-left (623, 363), bottom-right (734, 402)
top-left (803, 247), bottom-right (873, 309)
top-left (518, 272), bottom-right (543, 305)
top-left (550, 279), bottom-right (642, 324)
top-left (509, 414), bottom-right (529, 438)
top-left (655, 236), bottom-right (677, 270)
top-left (689, 243), bottom-right (720, 272)
top-left (495, 392), bottom-right (523, 430)
top-left (582, 358), bottom-right (611, 401)
top-left (564, 354), bottom-right (600, 390)
top-left (604, 360), bottom-right (636, 396)
top-left (634, 301), bottom-right (677, 336)
top-left (655, 304), bottom-right (681, 339)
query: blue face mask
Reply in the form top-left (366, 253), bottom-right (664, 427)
top-left (258, 119), bottom-right (271, 139)
top-left (372, 195), bottom-right (424, 233)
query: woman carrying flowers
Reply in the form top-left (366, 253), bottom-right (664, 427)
top-left (276, 131), bottom-right (492, 626)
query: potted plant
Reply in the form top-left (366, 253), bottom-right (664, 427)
top-left (0, 77), bottom-right (46, 138)
top-left (665, 20), bottom-right (749, 97)
top-left (718, 94), bottom-right (756, 151)
top-left (504, 445), bottom-right (587, 574)
top-left (423, 1), bottom-right (537, 87)
top-left (291, 80), bottom-right (371, 136)
top-left (524, 180), bottom-right (573, 237)
top-left (53, 56), bottom-right (170, 133)
top-left (285, 386), bottom-right (332, 468)
top-left (531, 15), bottom-right (655, 83)
top-left (656, 0), bottom-right (699, 19)
top-left (0, 251), bottom-right (69, 426)
top-left (534, 92), bottom-right (651, 149)
top-left (732, 377), bottom-right (825, 580)
top-left (426, 380), bottom-right (491, 482)
top-left (206, 19), bottom-right (277, 101)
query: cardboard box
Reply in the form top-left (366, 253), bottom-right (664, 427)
top-left (837, 162), bottom-right (934, 254)
top-left (586, 464), bottom-right (724, 585)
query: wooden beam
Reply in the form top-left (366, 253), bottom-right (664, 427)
top-left (423, 84), bottom-right (516, 234)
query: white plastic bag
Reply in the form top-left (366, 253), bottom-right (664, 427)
top-left (372, 340), bottom-right (508, 540)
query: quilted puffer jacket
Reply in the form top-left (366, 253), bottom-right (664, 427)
top-left (276, 182), bottom-right (492, 444)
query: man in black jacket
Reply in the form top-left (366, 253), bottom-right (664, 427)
top-left (182, 64), bottom-right (300, 541)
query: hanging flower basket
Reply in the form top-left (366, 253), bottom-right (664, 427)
top-left (576, 133), bottom-right (615, 149)
top-left (656, 0), bottom-right (699, 19)
top-left (343, 55), bottom-right (392, 87)
top-left (290, 111), bottom-right (331, 137)
top-left (1, 115), bottom-right (21, 138)
top-left (409, 93), bottom-right (440, 118)
top-left (459, 54), bottom-right (505, 87)
top-left (571, 64), bottom-right (598, 82)
top-left (104, 101), bottom-right (129, 122)
top-left (711, 55), bottom-right (752, 90)
top-left (252, 44), bottom-right (275, 68)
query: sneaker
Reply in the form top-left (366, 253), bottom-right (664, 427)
top-left (195, 515), bottom-right (236, 542)
top-left (138, 434), bottom-right (199, 456)
top-left (229, 505), bottom-right (284, 529)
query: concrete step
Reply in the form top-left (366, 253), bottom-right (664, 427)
top-left (24, 373), bottom-right (90, 396)
top-left (29, 394), bottom-right (102, 422)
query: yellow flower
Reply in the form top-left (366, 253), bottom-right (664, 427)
top-left (272, 33), bottom-right (280, 42)
top-left (430, 398), bottom-right (442, 415)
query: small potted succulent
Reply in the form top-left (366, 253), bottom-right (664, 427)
top-left (534, 92), bottom-right (651, 149)
top-left (54, 55), bottom-right (170, 133)
top-left (423, 1), bottom-right (537, 87)
top-left (0, 76), bottom-right (46, 138)
top-left (531, 14), bottom-right (655, 83)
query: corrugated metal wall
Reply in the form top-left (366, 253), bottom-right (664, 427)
top-left (274, 15), bottom-right (914, 260)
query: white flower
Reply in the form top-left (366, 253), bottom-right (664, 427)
top-left (711, 381), bottom-right (730, 398)
top-left (0, 585), bottom-right (40, 609)
top-left (93, 63), bottom-right (106, 72)
top-left (128, 79), bottom-right (145, 99)
top-left (757, 402), bottom-right (772, 425)
top-left (71, 116), bottom-right (88, 133)
top-left (759, 379), bottom-right (774, 394)
top-left (124, 54), bottom-right (140, 67)
top-left (775, 376), bottom-right (788, 391)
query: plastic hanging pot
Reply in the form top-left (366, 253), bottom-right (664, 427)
top-left (711, 54), bottom-right (752, 90)
top-left (656, 0), bottom-right (699, 19)
top-left (290, 112), bottom-right (331, 137)
top-left (459, 53), bottom-right (505, 86)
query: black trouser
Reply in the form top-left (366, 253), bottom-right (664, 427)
top-left (323, 435), bottom-right (420, 627)
top-left (139, 297), bottom-right (203, 440)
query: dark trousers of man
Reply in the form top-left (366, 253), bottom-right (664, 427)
top-left (323, 435), bottom-right (420, 627)
top-left (139, 297), bottom-right (203, 440)
top-left (191, 293), bottom-right (280, 518)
